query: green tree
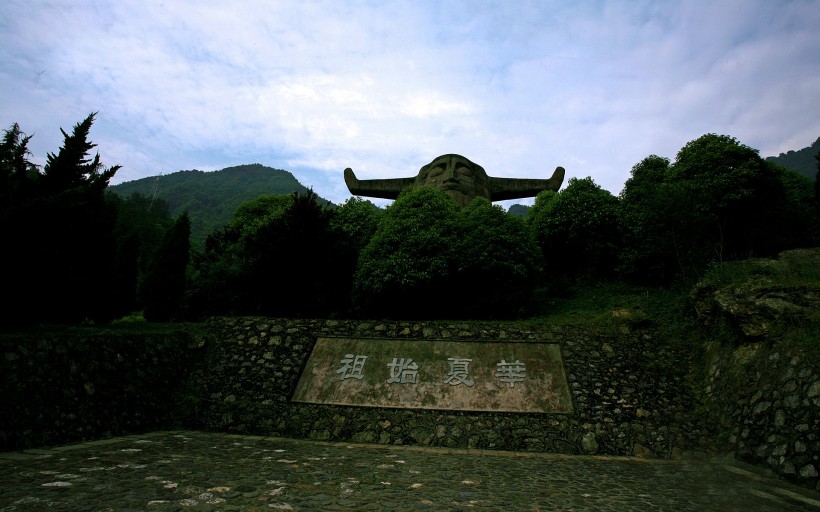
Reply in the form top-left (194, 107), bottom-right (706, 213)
top-left (352, 189), bottom-right (540, 319)
top-left (618, 134), bottom-right (816, 285)
top-left (668, 134), bottom-right (780, 267)
top-left (108, 192), bottom-right (175, 282)
top-left (331, 197), bottom-right (383, 253)
top-left (456, 198), bottom-right (542, 317)
top-left (617, 155), bottom-right (680, 283)
top-left (353, 187), bottom-right (462, 318)
top-left (189, 194), bottom-right (294, 315)
top-left (141, 212), bottom-right (191, 322)
top-left (529, 177), bottom-right (620, 282)
top-left (190, 190), bottom-right (353, 317)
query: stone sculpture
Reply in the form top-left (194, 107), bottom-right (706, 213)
top-left (344, 154), bottom-right (565, 207)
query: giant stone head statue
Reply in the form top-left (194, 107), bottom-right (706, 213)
top-left (344, 154), bottom-right (565, 207)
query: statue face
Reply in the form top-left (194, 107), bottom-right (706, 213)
top-left (415, 154), bottom-right (490, 207)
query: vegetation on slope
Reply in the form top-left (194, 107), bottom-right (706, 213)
top-left (766, 136), bottom-right (820, 180)
top-left (109, 163), bottom-right (328, 247)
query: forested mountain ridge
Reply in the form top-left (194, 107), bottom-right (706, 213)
top-left (766, 136), bottom-right (820, 180)
top-left (109, 163), bottom-right (328, 247)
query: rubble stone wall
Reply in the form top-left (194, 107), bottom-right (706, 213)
top-left (182, 317), bottom-right (702, 458)
top-left (704, 339), bottom-right (819, 490)
top-left (4, 316), bottom-right (816, 490)
top-left (0, 332), bottom-right (198, 451)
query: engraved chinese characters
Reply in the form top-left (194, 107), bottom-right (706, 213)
top-left (444, 357), bottom-right (475, 387)
top-left (496, 359), bottom-right (527, 388)
top-left (387, 357), bottom-right (419, 384)
top-left (292, 338), bottom-right (574, 413)
top-left (334, 354), bottom-right (527, 388)
top-left (336, 354), bottom-right (368, 380)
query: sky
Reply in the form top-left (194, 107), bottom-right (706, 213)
top-left (1, 0), bottom-right (819, 208)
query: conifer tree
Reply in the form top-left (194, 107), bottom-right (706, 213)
top-left (141, 212), bottom-right (191, 322)
top-left (0, 114), bottom-right (123, 326)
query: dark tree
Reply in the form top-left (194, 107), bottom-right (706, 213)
top-left (529, 177), bottom-right (620, 283)
top-left (189, 190), bottom-right (354, 318)
top-left (617, 155), bottom-right (680, 283)
top-left (141, 212), bottom-right (191, 322)
top-left (0, 114), bottom-right (123, 326)
top-left (456, 198), bottom-right (542, 318)
top-left (815, 151), bottom-right (820, 227)
top-left (617, 134), bottom-right (816, 285)
top-left (108, 192), bottom-right (175, 286)
top-left (0, 123), bottom-right (38, 206)
top-left (244, 189), bottom-right (351, 317)
top-left (353, 187), bottom-right (462, 319)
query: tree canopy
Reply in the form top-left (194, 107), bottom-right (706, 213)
top-left (618, 134), bottom-right (816, 284)
top-left (529, 177), bottom-right (620, 283)
top-left (0, 114), bottom-right (126, 326)
top-left (2, 121), bottom-right (817, 325)
top-left (353, 188), bottom-right (542, 319)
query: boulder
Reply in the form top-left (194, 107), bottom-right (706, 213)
top-left (691, 249), bottom-right (820, 340)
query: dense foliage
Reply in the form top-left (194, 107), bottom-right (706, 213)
top-left (353, 189), bottom-right (541, 319)
top-left (189, 190), bottom-right (361, 318)
top-left (766, 136), bottom-right (820, 180)
top-left (618, 134), bottom-right (816, 285)
top-left (456, 198), bottom-right (542, 317)
top-left (108, 164), bottom-right (327, 248)
top-left (0, 114), bottom-right (124, 325)
top-left (107, 192), bottom-right (175, 286)
top-left (529, 177), bottom-right (620, 283)
top-left (0, 116), bottom-right (193, 328)
top-left (353, 188), bottom-right (463, 318)
top-left (141, 211), bottom-right (191, 321)
top-left (2, 117), bottom-right (817, 324)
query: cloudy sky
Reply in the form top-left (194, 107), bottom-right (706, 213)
top-left (1, 0), bottom-right (818, 207)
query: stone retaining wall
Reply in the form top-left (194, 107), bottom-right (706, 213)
top-left (0, 332), bottom-right (199, 451)
top-left (704, 339), bottom-right (819, 490)
top-left (181, 317), bottom-right (703, 458)
top-left (4, 317), bottom-right (817, 490)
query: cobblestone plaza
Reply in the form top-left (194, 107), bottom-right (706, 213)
top-left (2, 431), bottom-right (819, 511)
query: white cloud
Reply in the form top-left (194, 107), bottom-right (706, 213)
top-left (1, 0), bottom-right (818, 205)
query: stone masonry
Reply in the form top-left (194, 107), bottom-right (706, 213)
top-left (182, 318), bottom-right (702, 459)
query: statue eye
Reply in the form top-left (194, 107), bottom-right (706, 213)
top-left (457, 166), bottom-right (471, 175)
top-left (429, 166), bottom-right (445, 177)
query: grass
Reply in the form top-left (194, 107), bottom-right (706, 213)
top-left (698, 247), bottom-right (820, 289)
top-left (526, 280), bottom-right (690, 334)
top-left (0, 312), bottom-right (209, 338)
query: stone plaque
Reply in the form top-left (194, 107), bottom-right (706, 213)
top-left (292, 337), bottom-right (573, 413)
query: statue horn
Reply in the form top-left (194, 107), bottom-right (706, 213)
top-left (488, 166), bottom-right (565, 202)
top-left (345, 168), bottom-right (415, 200)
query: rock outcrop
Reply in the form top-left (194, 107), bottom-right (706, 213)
top-left (691, 248), bottom-right (820, 340)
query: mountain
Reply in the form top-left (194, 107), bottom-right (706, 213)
top-left (109, 163), bottom-right (328, 248)
top-left (507, 204), bottom-right (530, 217)
top-left (766, 137), bottom-right (819, 180)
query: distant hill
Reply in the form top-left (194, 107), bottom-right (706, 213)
top-left (507, 204), bottom-right (530, 217)
top-left (110, 163), bottom-right (328, 248)
top-left (766, 137), bottom-right (819, 180)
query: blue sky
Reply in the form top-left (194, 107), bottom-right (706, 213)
top-left (1, 0), bottom-right (818, 207)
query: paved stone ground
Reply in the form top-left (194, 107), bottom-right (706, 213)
top-left (1, 431), bottom-right (819, 511)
